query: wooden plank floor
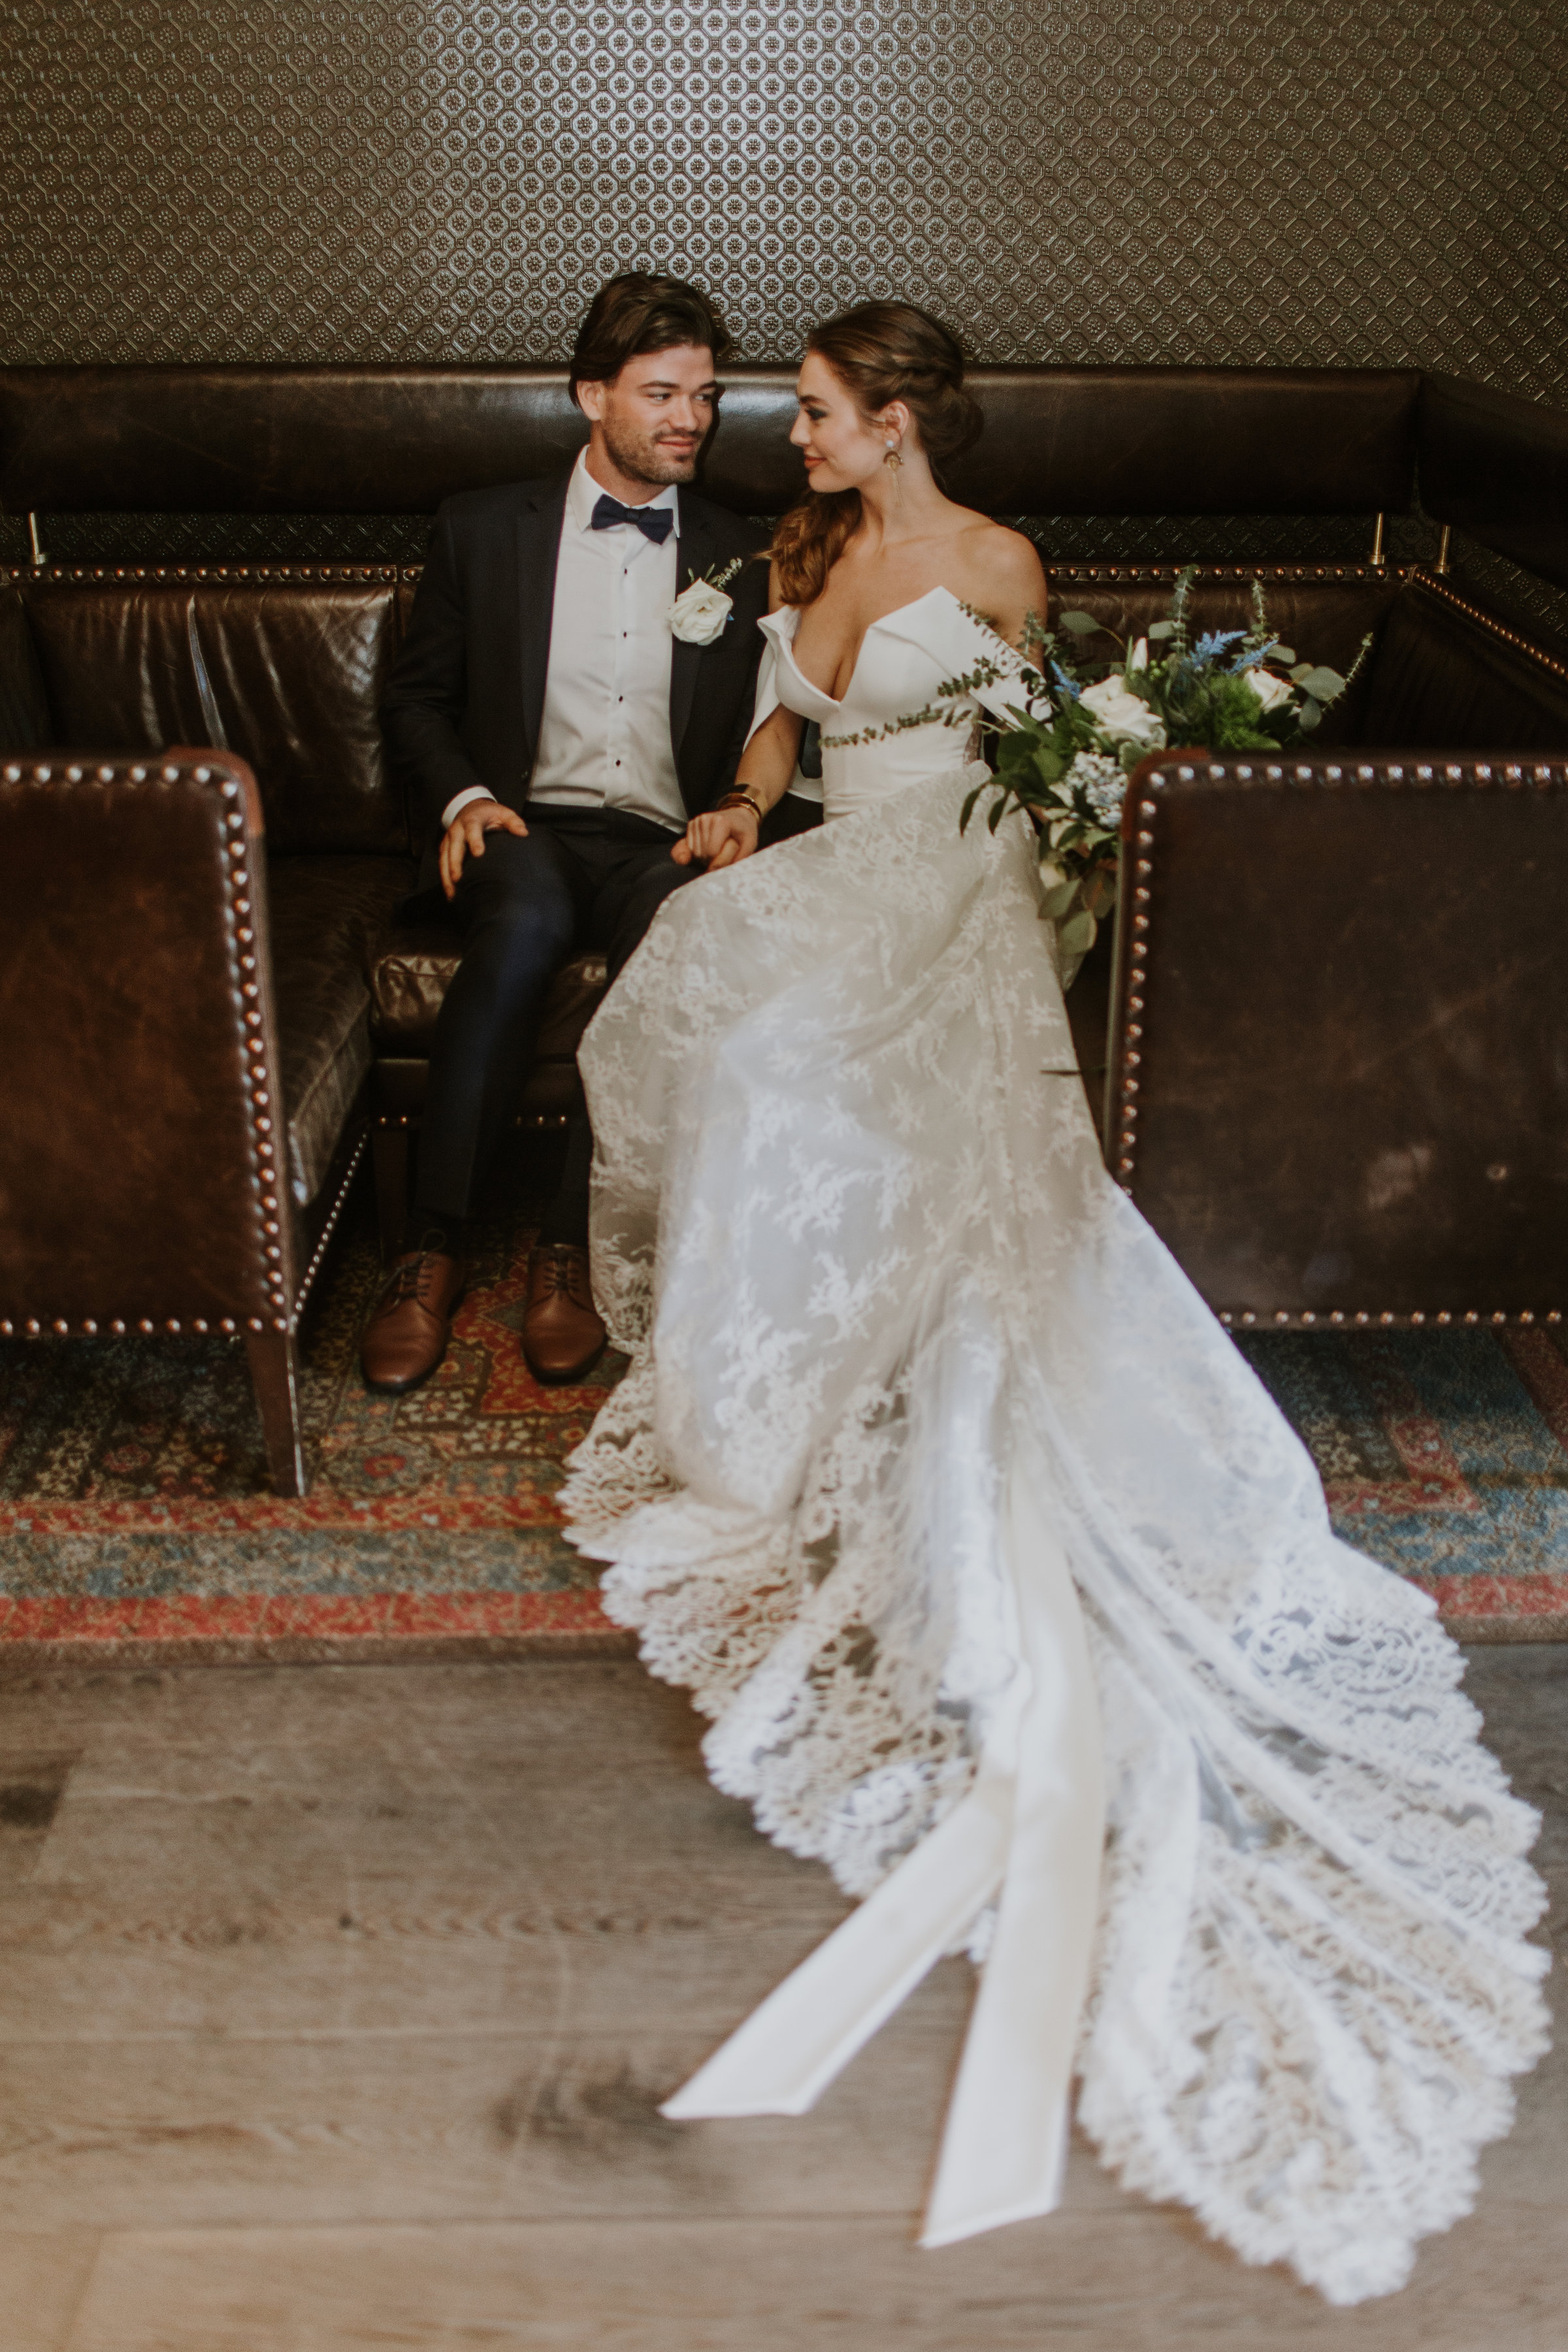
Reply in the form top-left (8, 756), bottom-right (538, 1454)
top-left (1, 1648), bottom-right (1562, 2349)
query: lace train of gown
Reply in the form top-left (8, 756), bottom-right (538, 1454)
top-left (561, 588), bottom-right (1548, 2304)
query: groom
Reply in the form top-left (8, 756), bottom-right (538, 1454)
top-left (365, 273), bottom-right (771, 1393)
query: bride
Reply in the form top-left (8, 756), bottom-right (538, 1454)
top-left (560, 302), bottom-right (1548, 2304)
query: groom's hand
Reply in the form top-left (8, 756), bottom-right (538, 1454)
top-left (440, 798), bottom-right (529, 900)
top-left (672, 807), bottom-right (760, 871)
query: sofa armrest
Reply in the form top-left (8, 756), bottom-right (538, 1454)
top-left (0, 747), bottom-right (295, 1337)
top-left (1108, 749), bottom-right (1568, 1325)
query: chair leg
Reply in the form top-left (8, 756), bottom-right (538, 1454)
top-left (245, 1327), bottom-right (306, 1497)
top-left (372, 1122), bottom-right (412, 1260)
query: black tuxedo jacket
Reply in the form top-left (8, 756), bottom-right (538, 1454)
top-left (382, 470), bottom-right (772, 885)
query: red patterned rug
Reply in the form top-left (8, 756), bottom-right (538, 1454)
top-left (1, 1160), bottom-right (1565, 1662)
top-left (0, 1162), bottom-right (623, 1664)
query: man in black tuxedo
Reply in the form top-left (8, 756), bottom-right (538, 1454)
top-left (365, 274), bottom-right (771, 1392)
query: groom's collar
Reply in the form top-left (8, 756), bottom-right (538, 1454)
top-left (567, 447), bottom-right (682, 538)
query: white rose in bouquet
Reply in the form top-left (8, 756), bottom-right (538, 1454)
top-left (1078, 674), bottom-right (1166, 749)
top-left (1246, 665), bottom-right (1296, 714)
top-left (669, 578), bottom-right (733, 645)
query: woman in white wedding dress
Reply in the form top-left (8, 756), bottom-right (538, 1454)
top-left (560, 304), bottom-right (1548, 2304)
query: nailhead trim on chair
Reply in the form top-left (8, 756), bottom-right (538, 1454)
top-left (1113, 751), bottom-right (1568, 1332)
top-left (1214, 1307), bottom-right (1563, 1329)
top-left (212, 759), bottom-right (294, 1331)
top-left (294, 1129), bottom-right (367, 1311)
top-left (0, 752), bottom-right (293, 1339)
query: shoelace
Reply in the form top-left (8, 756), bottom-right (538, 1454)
top-left (375, 1251), bottom-right (443, 1315)
top-left (534, 1247), bottom-right (589, 1305)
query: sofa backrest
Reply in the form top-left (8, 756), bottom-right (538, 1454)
top-left (1418, 374), bottom-right (1568, 593)
top-left (1049, 564), bottom-right (1568, 752)
top-left (1358, 577), bottom-right (1568, 753)
top-left (0, 364), bottom-right (1422, 521)
top-left (10, 570), bottom-right (407, 856)
top-left (7, 557), bottom-right (1565, 826)
top-left (1045, 566), bottom-right (1410, 747)
top-left (3, 370), bottom-right (1562, 821)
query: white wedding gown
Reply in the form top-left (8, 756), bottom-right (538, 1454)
top-left (561, 587), bottom-right (1548, 2304)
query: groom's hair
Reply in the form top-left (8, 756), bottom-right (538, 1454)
top-left (569, 274), bottom-right (733, 408)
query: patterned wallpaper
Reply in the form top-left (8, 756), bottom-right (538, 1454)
top-left (4, 0), bottom-right (1565, 587)
top-left (7, 0), bottom-right (1565, 387)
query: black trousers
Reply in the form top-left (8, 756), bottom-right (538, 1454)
top-left (414, 806), bottom-right (697, 1244)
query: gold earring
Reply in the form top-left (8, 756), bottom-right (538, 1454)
top-left (884, 442), bottom-right (902, 469)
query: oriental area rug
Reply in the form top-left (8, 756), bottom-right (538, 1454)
top-left (1, 1164), bottom-right (1565, 1665)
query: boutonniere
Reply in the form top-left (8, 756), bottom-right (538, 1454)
top-left (670, 557), bottom-right (743, 646)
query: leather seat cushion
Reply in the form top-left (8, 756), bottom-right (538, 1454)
top-left (370, 928), bottom-right (609, 1056)
top-left (267, 854), bottom-right (416, 1205)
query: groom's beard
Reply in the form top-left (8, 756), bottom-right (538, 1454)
top-left (598, 415), bottom-right (703, 489)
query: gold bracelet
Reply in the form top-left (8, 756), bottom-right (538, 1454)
top-left (716, 791), bottom-right (764, 824)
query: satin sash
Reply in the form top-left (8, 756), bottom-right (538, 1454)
top-left (662, 1434), bottom-right (1105, 2247)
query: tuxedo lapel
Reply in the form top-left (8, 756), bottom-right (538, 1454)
top-left (668, 491), bottom-right (715, 769)
top-left (515, 474), bottom-right (570, 772)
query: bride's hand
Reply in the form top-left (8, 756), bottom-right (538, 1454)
top-left (672, 806), bottom-right (761, 870)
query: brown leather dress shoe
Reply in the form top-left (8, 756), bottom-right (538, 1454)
top-left (361, 1247), bottom-right (466, 1394)
top-left (523, 1243), bottom-right (607, 1384)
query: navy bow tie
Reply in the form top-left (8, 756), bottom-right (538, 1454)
top-left (590, 493), bottom-right (674, 544)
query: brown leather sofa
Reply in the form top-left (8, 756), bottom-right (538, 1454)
top-left (2, 363), bottom-right (1565, 1490)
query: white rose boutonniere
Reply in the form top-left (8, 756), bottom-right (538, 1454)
top-left (670, 557), bottom-right (744, 646)
top-left (1077, 674), bottom-right (1167, 751)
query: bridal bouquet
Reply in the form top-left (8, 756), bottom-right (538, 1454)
top-left (958, 570), bottom-right (1370, 961)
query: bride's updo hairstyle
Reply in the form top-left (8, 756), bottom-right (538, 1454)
top-left (772, 302), bottom-right (983, 607)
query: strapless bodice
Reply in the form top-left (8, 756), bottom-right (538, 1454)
top-left (752, 587), bottom-right (1019, 821)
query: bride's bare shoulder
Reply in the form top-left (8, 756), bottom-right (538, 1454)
top-left (941, 514), bottom-right (1045, 630)
top-left (955, 514), bottom-right (1045, 591)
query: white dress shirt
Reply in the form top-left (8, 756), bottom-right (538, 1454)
top-left (440, 448), bottom-right (687, 835)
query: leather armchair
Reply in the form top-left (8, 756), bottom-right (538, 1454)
top-left (1107, 748), bottom-right (1568, 1325)
top-left (0, 751), bottom-right (320, 1489)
